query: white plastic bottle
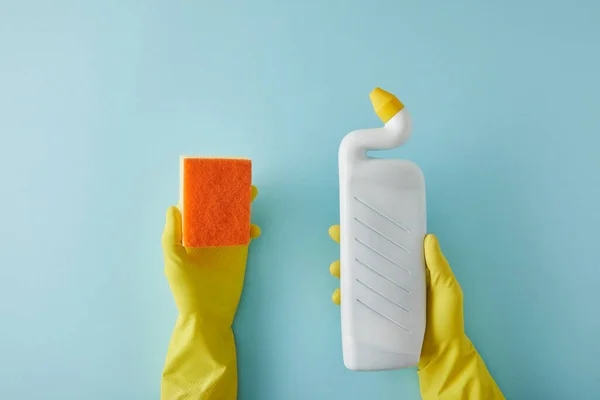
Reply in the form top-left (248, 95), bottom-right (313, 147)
top-left (338, 88), bottom-right (426, 371)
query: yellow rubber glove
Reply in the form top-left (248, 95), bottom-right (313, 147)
top-left (161, 186), bottom-right (260, 400)
top-left (328, 226), bottom-right (505, 400)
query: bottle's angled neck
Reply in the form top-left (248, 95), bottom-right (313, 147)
top-left (339, 109), bottom-right (412, 164)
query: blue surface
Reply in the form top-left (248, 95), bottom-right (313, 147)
top-left (1, 1), bottom-right (599, 399)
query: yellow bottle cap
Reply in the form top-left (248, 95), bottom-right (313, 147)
top-left (369, 87), bottom-right (404, 123)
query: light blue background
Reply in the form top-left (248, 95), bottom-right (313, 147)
top-left (1, 0), bottom-right (599, 399)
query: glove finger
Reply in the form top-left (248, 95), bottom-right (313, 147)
top-left (162, 206), bottom-right (187, 261)
top-left (251, 185), bottom-right (258, 202)
top-left (424, 234), bottom-right (457, 288)
top-left (332, 288), bottom-right (341, 305)
top-left (250, 224), bottom-right (261, 239)
top-left (329, 225), bottom-right (340, 243)
top-left (330, 260), bottom-right (340, 279)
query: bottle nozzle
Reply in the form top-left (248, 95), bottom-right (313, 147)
top-left (369, 87), bottom-right (404, 123)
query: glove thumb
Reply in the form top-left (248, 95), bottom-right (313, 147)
top-left (424, 234), bottom-right (458, 289)
top-left (162, 206), bottom-right (187, 261)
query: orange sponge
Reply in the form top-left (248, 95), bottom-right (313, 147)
top-left (180, 157), bottom-right (252, 247)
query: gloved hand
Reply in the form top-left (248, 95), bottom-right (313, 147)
top-left (161, 186), bottom-right (260, 400)
top-left (328, 226), bottom-right (505, 399)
